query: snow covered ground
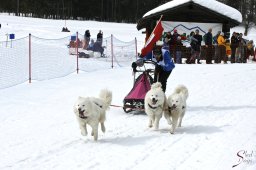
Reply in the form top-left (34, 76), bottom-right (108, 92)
top-left (0, 14), bottom-right (256, 170)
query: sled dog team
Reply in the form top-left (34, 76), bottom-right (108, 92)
top-left (73, 83), bottom-right (188, 141)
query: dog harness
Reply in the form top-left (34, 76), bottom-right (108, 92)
top-left (168, 105), bottom-right (185, 112)
top-left (94, 102), bottom-right (103, 108)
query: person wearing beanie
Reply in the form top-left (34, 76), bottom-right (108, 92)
top-left (217, 32), bottom-right (227, 63)
top-left (170, 29), bottom-right (180, 63)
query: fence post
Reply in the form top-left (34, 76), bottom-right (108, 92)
top-left (29, 33), bottom-right (31, 83)
top-left (111, 34), bottom-right (114, 68)
top-left (76, 32), bottom-right (79, 74)
top-left (135, 37), bottom-right (138, 60)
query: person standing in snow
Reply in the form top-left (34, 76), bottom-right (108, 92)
top-left (97, 30), bottom-right (103, 46)
top-left (187, 30), bottom-right (201, 64)
top-left (204, 28), bottom-right (213, 64)
top-left (213, 31), bottom-right (221, 63)
top-left (175, 36), bottom-right (183, 64)
top-left (217, 32), bottom-right (227, 63)
top-left (84, 30), bottom-right (91, 49)
top-left (230, 32), bottom-right (239, 63)
top-left (170, 29), bottom-right (180, 63)
top-left (193, 29), bottom-right (203, 64)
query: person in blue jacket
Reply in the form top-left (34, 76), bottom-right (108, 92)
top-left (132, 41), bottom-right (175, 92)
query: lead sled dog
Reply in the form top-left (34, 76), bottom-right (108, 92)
top-left (144, 82), bottom-right (166, 130)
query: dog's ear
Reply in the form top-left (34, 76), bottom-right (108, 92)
top-left (78, 96), bottom-right (84, 100)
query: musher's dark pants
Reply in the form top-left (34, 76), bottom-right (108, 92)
top-left (154, 70), bottom-right (172, 92)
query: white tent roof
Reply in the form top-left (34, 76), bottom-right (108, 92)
top-left (143, 0), bottom-right (242, 23)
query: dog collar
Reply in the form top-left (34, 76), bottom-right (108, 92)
top-left (168, 106), bottom-right (172, 112)
top-left (148, 104), bottom-right (158, 110)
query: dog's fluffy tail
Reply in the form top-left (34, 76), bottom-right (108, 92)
top-left (151, 82), bottom-right (162, 90)
top-left (174, 85), bottom-right (189, 100)
top-left (99, 89), bottom-right (112, 110)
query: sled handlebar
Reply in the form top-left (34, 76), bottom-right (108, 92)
top-left (134, 68), bottom-right (154, 73)
top-left (143, 60), bottom-right (157, 65)
top-left (132, 59), bottom-right (156, 73)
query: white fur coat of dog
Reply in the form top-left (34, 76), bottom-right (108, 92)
top-left (144, 82), bottom-right (166, 130)
top-left (164, 85), bottom-right (188, 134)
top-left (73, 89), bottom-right (112, 141)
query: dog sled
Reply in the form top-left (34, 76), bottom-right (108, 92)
top-left (123, 60), bottom-right (156, 113)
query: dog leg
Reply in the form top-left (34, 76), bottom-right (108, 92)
top-left (148, 115), bottom-right (154, 128)
top-left (154, 116), bottom-right (161, 130)
top-left (170, 118), bottom-right (178, 134)
top-left (80, 123), bottom-right (88, 136)
top-left (178, 110), bottom-right (186, 127)
top-left (91, 123), bottom-right (99, 141)
top-left (101, 122), bottom-right (106, 133)
top-left (148, 118), bottom-right (153, 128)
top-left (178, 117), bottom-right (183, 127)
top-left (164, 112), bottom-right (172, 125)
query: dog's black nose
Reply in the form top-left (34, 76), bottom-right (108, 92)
top-left (78, 108), bottom-right (81, 112)
top-left (152, 98), bottom-right (156, 102)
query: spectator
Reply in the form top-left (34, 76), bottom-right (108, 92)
top-left (204, 28), bottom-right (213, 64)
top-left (230, 32), bottom-right (239, 63)
top-left (217, 32), bottom-right (227, 64)
top-left (246, 40), bottom-right (254, 62)
top-left (187, 31), bottom-right (198, 64)
top-left (97, 30), bottom-right (103, 46)
top-left (213, 31), bottom-right (221, 63)
top-left (84, 30), bottom-right (91, 49)
top-left (193, 29), bottom-right (203, 64)
top-left (254, 48), bottom-right (256, 61)
top-left (87, 39), bottom-right (95, 50)
top-left (170, 29), bottom-right (180, 63)
top-left (163, 31), bottom-right (171, 49)
top-left (175, 36), bottom-right (183, 64)
top-left (61, 27), bottom-right (70, 32)
top-left (236, 33), bottom-right (246, 63)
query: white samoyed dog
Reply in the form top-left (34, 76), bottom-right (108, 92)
top-left (164, 85), bottom-right (189, 134)
top-left (73, 89), bottom-right (112, 141)
top-left (144, 82), bottom-right (166, 130)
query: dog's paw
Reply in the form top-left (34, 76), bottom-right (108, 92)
top-left (101, 124), bottom-right (106, 133)
top-left (81, 130), bottom-right (88, 136)
top-left (167, 120), bottom-right (172, 125)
